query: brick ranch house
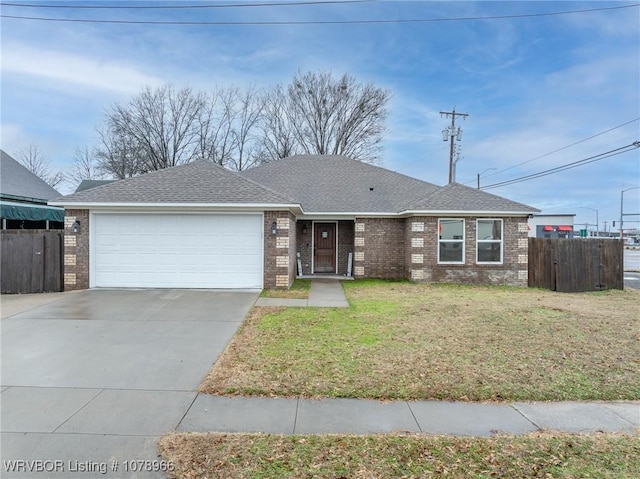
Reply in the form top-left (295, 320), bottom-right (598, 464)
top-left (50, 155), bottom-right (539, 290)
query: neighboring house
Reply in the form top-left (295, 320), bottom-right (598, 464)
top-left (0, 149), bottom-right (64, 230)
top-left (74, 179), bottom-right (116, 193)
top-left (50, 155), bottom-right (539, 291)
top-left (527, 214), bottom-right (575, 239)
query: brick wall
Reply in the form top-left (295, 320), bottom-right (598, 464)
top-left (337, 220), bottom-right (354, 276)
top-left (353, 217), bottom-right (405, 279)
top-left (63, 209), bottom-right (90, 291)
top-left (296, 220), bottom-right (312, 275)
top-left (405, 216), bottom-right (529, 287)
top-left (287, 212), bottom-right (297, 286)
top-left (263, 211), bottom-right (296, 289)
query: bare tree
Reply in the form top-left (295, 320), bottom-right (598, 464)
top-left (95, 125), bottom-right (144, 179)
top-left (99, 85), bottom-right (206, 174)
top-left (264, 71), bottom-right (389, 164)
top-left (195, 86), bottom-right (266, 171)
top-left (94, 73), bottom-right (388, 176)
top-left (66, 146), bottom-right (104, 187)
top-left (258, 85), bottom-right (299, 161)
top-left (15, 144), bottom-right (65, 188)
top-left (227, 86), bottom-right (265, 171)
top-left (195, 88), bottom-right (236, 167)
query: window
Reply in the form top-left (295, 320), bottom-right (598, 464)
top-left (476, 219), bottom-right (503, 263)
top-left (438, 219), bottom-right (464, 263)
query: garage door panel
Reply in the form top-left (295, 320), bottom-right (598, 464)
top-left (93, 214), bottom-right (263, 289)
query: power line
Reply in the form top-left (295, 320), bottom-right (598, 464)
top-left (1, 3), bottom-right (639, 25)
top-left (0, 0), bottom-right (372, 9)
top-left (477, 117), bottom-right (640, 182)
top-left (482, 141), bottom-right (640, 190)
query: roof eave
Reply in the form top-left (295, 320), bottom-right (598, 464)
top-left (401, 209), bottom-right (539, 217)
top-left (48, 201), bottom-right (304, 214)
top-left (298, 211), bottom-right (400, 219)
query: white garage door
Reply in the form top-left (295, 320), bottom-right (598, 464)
top-left (92, 213), bottom-right (263, 289)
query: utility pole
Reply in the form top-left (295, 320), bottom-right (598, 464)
top-left (440, 107), bottom-right (468, 184)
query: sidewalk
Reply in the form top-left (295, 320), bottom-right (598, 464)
top-left (255, 278), bottom-right (349, 308)
top-left (178, 396), bottom-right (639, 436)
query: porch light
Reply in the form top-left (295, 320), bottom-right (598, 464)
top-left (271, 221), bottom-right (277, 235)
top-left (71, 219), bottom-right (81, 234)
top-left (302, 224), bottom-right (308, 235)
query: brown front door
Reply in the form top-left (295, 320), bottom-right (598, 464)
top-left (314, 223), bottom-right (336, 273)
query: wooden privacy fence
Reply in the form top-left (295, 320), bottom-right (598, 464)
top-left (1, 230), bottom-right (63, 294)
top-left (528, 238), bottom-right (623, 292)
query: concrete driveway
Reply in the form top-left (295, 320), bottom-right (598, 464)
top-left (1, 289), bottom-right (258, 478)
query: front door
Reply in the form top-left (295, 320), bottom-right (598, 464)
top-left (314, 223), bottom-right (336, 273)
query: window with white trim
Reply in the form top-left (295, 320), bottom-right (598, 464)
top-left (438, 219), bottom-right (464, 263)
top-left (476, 219), bottom-right (503, 264)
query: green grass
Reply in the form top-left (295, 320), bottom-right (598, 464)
top-left (159, 432), bottom-right (640, 479)
top-left (260, 279), bottom-right (312, 299)
top-left (201, 281), bottom-right (640, 401)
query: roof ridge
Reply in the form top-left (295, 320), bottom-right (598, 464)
top-left (248, 154), bottom-right (440, 188)
top-left (57, 161), bottom-right (205, 201)
top-left (52, 159), bottom-right (302, 206)
top-left (399, 182), bottom-right (446, 211)
top-left (230, 165), bottom-right (299, 204)
top-left (403, 181), bottom-right (538, 213)
top-left (448, 182), bottom-right (537, 211)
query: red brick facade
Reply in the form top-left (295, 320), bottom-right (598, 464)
top-left (404, 216), bottom-right (528, 286)
top-left (263, 211), bottom-right (297, 289)
top-left (353, 217), bottom-right (406, 279)
top-left (62, 208), bottom-right (528, 290)
top-left (336, 220), bottom-right (355, 276)
top-left (62, 209), bottom-right (90, 291)
top-left (350, 216), bottom-right (528, 287)
top-left (296, 220), bottom-right (313, 275)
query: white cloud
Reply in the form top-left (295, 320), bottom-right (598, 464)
top-left (1, 44), bottom-right (163, 94)
top-left (0, 123), bottom-right (32, 154)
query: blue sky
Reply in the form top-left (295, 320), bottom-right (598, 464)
top-left (1, 1), bottom-right (639, 232)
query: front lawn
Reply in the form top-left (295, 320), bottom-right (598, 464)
top-left (159, 432), bottom-right (640, 479)
top-left (200, 281), bottom-right (640, 401)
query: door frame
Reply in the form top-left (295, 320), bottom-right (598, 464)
top-left (312, 221), bottom-right (338, 274)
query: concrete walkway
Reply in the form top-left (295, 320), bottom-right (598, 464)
top-left (255, 278), bottom-right (349, 308)
top-left (178, 396), bottom-right (639, 436)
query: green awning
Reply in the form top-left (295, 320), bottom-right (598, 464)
top-left (0, 200), bottom-right (64, 222)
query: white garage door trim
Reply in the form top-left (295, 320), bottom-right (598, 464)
top-left (90, 212), bottom-right (263, 289)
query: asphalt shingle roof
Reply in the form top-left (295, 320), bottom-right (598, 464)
top-left (53, 160), bottom-right (296, 205)
top-left (74, 179), bottom-right (116, 193)
top-left (408, 182), bottom-right (539, 213)
top-left (241, 155), bottom-right (440, 213)
top-left (52, 155), bottom-right (538, 214)
top-left (1, 149), bottom-right (61, 202)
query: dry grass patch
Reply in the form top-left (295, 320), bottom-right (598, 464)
top-left (201, 281), bottom-right (640, 401)
top-left (260, 279), bottom-right (311, 299)
top-left (159, 432), bottom-right (640, 479)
